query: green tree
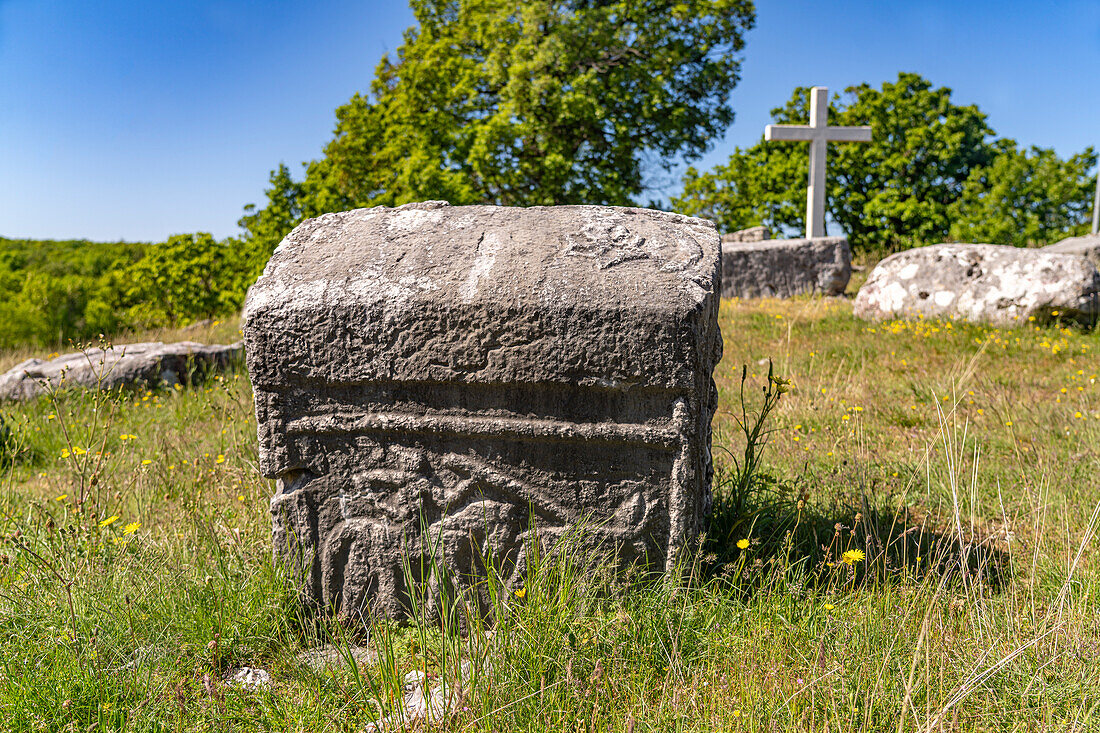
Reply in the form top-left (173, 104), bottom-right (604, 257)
top-left (947, 142), bottom-right (1097, 246)
top-left (17, 272), bottom-right (86, 345)
top-left (123, 233), bottom-right (246, 327)
top-left (0, 237), bottom-right (149, 348)
top-left (674, 73), bottom-right (997, 253)
top-left (242, 0), bottom-right (756, 255)
top-left (238, 164), bottom-right (307, 272)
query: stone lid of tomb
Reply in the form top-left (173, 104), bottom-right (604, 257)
top-left (243, 202), bottom-right (721, 389)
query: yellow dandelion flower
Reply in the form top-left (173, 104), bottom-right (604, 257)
top-left (823, 603), bottom-right (835, 610)
top-left (141, 459), bottom-right (152, 465)
top-left (123, 522), bottom-right (140, 535)
top-left (736, 538), bottom-right (750, 550)
top-left (733, 710), bottom-right (741, 718)
top-left (72, 447), bottom-right (87, 455)
top-left (216, 454), bottom-right (226, 464)
top-left (59, 449), bottom-right (70, 458)
top-left (99, 515), bottom-right (119, 527)
top-left (55, 494), bottom-right (67, 501)
top-left (514, 586), bottom-right (526, 599)
top-left (842, 548), bottom-right (865, 565)
top-left (237, 495), bottom-right (245, 502)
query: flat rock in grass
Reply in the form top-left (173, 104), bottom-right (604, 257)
top-left (721, 236), bottom-right (851, 299)
top-left (0, 341), bottom-right (243, 401)
top-left (1044, 234), bottom-right (1100, 269)
top-left (243, 201), bottom-right (722, 620)
top-left (297, 644), bottom-right (377, 672)
top-left (853, 243), bottom-right (1100, 326)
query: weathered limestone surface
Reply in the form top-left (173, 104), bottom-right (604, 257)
top-left (853, 244), bottom-right (1100, 326)
top-left (243, 201), bottom-right (722, 619)
top-left (721, 236), bottom-right (850, 299)
top-left (720, 225), bottom-right (771, 244)
top-left (1045, 235), bottom-right (1100, 269)
top-left (0, 342), bottom-right (243, 401)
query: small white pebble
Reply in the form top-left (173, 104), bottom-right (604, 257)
top-left (229, 666), bottom-right (272, 691)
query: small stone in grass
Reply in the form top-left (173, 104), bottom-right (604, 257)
top-left (296, 644), bottom-right (377, 673)
top-left (228, 666), bottom-right (272, 691)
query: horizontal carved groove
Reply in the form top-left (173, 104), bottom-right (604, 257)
top-left (261, 378), bottom-right (683, 427)
top-left (286, 410), bottom-right (681, 449)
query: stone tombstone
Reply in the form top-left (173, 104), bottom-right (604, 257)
top-left (721, 236), bottom-right (851, 299)
top-left (720, 225), bottom-right (771, 244)
top-left (243, 202), bottom-right (722, 620)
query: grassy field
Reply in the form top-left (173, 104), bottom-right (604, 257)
top-left (2, 295), bottom-right (1100, 732)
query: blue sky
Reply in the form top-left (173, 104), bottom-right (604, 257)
top-left (1, 0), bottom-right (1097, 242)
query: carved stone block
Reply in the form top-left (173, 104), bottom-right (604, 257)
top-left (720, 225), bottom-right (771, 244)
top-left (243, 202), bottom-right (722, 619)
top-left (721, 236), bottom-right (851, 299)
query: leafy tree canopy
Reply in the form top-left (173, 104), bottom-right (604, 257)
top-left (123, 233), bottom-right (248, 329)
top-left (242, 0), bottom-right (756, 254)
top-left (947, 141), bottom-right (1097, 247)
top-left (674, 73), bottom-right (1097, 253)
top-left (0, 238), bottom-right (149, 349)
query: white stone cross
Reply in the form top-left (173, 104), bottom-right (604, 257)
top-left (1092, 164), bottom-right (1099, 235)
top-left (764, 86), bottom-right (872, 238)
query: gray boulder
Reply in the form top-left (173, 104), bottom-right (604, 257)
top-left (720, 225), bottom-right (771, 244)
top-left (853, 243), bottom-right (1100, 326)
top-left (721, 236), bottom-right (851, 299)
top-left (1044, 234), bottom-right (1100, 269)
top-left (0, 341), bottom-right (243, 401)
top-left (243, 201), bottom-right (722, 620)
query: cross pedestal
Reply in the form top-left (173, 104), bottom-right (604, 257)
top-left (765, 87), bottom-right (872, 238)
